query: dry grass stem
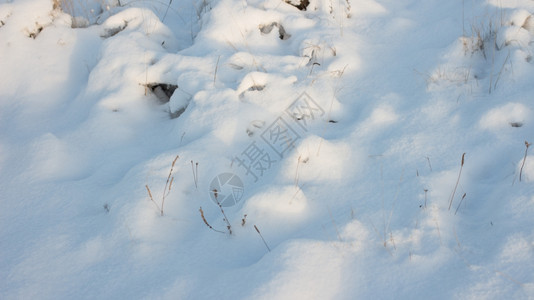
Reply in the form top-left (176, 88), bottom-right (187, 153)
top-left (328, 206), bottom-right (342, 242)
top-left (426, 156), bottom-right (433, 171)
top-left (146, 185), bottom-right (161, 212)
top-left (449, 153), bottom-right (465, 211)
top-left (213, 55), bottom-right (220, 85)
top-left (254, 225), bottom-right (271, 252)
top-left (145, 155), bottom-right (179, 216)
top-left (161, 155), bottom-right (179, 216)
top-left (199, 207), bottom-right (225, 233)
top-left (493, 50), bottom-right (510, 92)
top-left (455, 193), bottom-right (467, 215)
top-left (519, 141), bottom-right (531, 182)
top-left (191, 160), bottom-right (199, 189)
top-left (213, 189), bottom-right (232, 234)
top-left (162, 0), bottom-right (173, 22)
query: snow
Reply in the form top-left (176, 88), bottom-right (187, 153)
top-left (1, 0), bottom-right (534, 299)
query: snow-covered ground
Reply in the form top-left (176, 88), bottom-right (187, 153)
top-left (1, 0), bottom-right (534, 298)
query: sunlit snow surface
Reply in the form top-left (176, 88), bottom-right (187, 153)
top-left (1, 0), bottom-right (534, 298)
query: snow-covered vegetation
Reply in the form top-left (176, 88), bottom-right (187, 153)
top-left (1, 0), bottom-right (533, 298)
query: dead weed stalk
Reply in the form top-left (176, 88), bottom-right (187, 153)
top-left (146, 155), bottom-right (179, 216)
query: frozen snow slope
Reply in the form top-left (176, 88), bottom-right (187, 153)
top-left (1, 0), bottom-right (534, 298)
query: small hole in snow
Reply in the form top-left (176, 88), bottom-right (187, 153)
top-left (143, 83), bottom-right (178, 104)
top-left (284, 0), bottom-right (309, 11)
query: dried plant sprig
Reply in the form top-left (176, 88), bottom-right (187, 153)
top-left (145, 155), bottom-right (179, 216)
top-left (146, 185), bottom-right (161, 212)
top-left (161, 155), bottom-right (179, 216)
top-left (449, 153), bottom-right (465, 211)
top-left (164, 155), bottom-right (179, 195)
top-left (199, 207), bottom-right (225, 234)
top-left (254, 225), bottom-right (271, 252)
top-left (213, 189), bottom-right (232, 234)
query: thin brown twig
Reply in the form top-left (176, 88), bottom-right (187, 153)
top-left (254, 225), bottom-right (271, 252)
